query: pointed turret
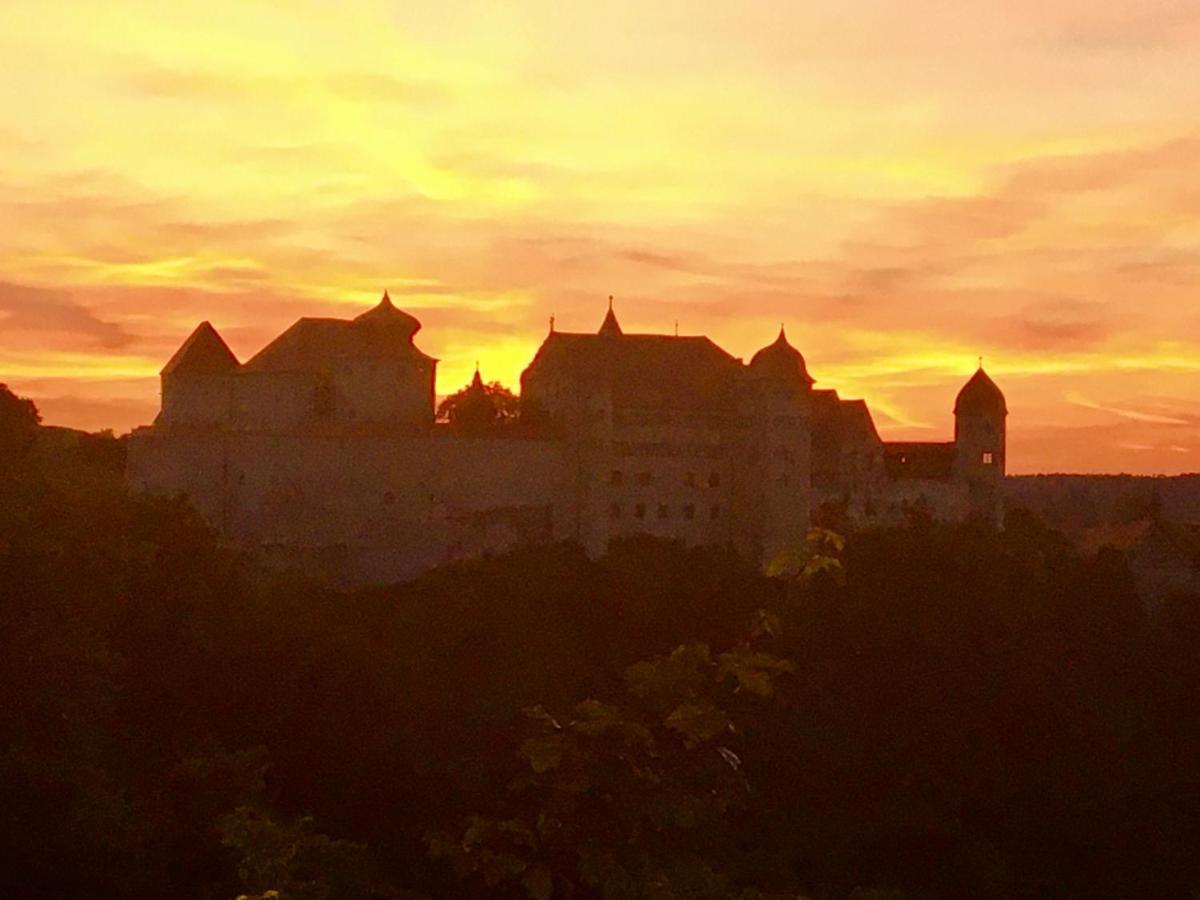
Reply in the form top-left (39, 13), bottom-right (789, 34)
top-left (748, 326), bottom-right (814, 386)
top-left (162, 322), bottom-right (239, 376)
top-left (954, 364), bottom-right (1007, 515)
top-left (954, 366), bottom-right (1006, 416)
top-left (598, 296), bottom-right (623, 337)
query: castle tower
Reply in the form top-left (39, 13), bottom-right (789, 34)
top-left (954, 366), bottom-right (1007, 520)
top-left (744, 327), bottom-right (814, 565)
top-left (159, 321), bottom-right (239, 427)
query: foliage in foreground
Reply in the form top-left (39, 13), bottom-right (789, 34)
top-left (4, 384), bottom-right (1200, 898)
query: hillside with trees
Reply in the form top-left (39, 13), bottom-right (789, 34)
top-left (3, 383), bottom-right (1200, 898)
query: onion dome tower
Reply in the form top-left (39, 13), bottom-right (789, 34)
top-left (749, 326), bottom-right (815, 389)
top-left (353, 290), bottom-right (423, 343)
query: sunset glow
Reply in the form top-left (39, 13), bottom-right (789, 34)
top-left (4, 0), bottom-right (1200, 472)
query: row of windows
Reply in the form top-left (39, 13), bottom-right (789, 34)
top-left (610, 470), bottom-right (721, 488)
top-left (609, 502), bottom-right (721, 521)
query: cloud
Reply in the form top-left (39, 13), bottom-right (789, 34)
top-left (0, 281), bottom-right (131, 348)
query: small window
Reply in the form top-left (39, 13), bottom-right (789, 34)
top-left (708, 472), bottom-right (721, 488)
top-left (634, 502), bottom-right (646, 519)
top-left (684, 471), bottom-right (696, 487)
top-left (636, 472), bottom-right (653, 486)
top-left (610, 470), bottom-right (623, 485)
top-left (609, 502), bottom-right (622, 519)
top-left (657, 503), bottom-right (670, 519)
top-left (982, 451), bottom-right (995, 465)
top-left (710, 505), bottom-right (721, 520)
top-left (683, 504), bottom-right (695, 521)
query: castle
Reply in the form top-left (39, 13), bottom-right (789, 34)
top-left (127, 293), bottom-right (1008, 585)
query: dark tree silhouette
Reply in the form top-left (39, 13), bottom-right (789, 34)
top-left (436, 371), bottom-right (519, 430)
top-left (0, 383), bottom-right (40, 458)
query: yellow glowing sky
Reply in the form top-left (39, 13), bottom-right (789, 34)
top-left (3, 0), bottom-right (1200, 472)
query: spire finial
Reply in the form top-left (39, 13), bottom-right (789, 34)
top-left (674, 320), bottom-right (679, 337)
top-left (599, 296), bottom-right (622, 336)
top-left (549, 313), bottom-right (556, 334)
top-left (978, 355), bottom-right (984, 370)
top-left (381, 288), bottom-right (392, 306)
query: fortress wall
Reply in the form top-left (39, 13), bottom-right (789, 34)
top-left (577, 407), bottom-right (742, 556)
top-left (230, 372), bottom-right (319, 430)
top-left (129, 428), bottom-right (569, 585)
top-left (127, 428), bottom-right (232, 528)
top-left (333, 358), bottom-right (434, 425)
top-left (161, 374), bottom-right (233, 426)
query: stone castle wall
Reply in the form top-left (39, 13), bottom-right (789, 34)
top-left (129, 428), bottom-right (569, 586)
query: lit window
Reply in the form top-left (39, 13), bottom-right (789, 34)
top-left (982, 451), bottom-right (995, 465)
top-left (609, 502), bottom-right (622, 519)
top-left (657, 504), bottom-right (670, 519)
top-left (634, 503), bottom-right (646, 519)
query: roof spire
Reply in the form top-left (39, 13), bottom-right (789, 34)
top-left (470, 362), bottom-right (484, 389)
top-left (381, 289), bottom-right (393, 308)
top-left (599, 295), bottom-right (623, 337)
top-left (549, 313), bottom-right (555, 334)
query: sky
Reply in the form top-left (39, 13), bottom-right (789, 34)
top-left (2, 0), bottom-right (1200, 473)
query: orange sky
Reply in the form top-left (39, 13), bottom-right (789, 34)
top-left (2, 0), bottom-right (1200, 473)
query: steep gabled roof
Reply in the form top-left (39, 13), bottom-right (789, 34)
top-left (162, 322), bottom-right (240, 376)
top-left (522, 330), bottom-right (742, 409)
top-left (244, 296), bottom-right (435, 373)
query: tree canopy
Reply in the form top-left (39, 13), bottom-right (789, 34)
top-left (2, 384), bottom-right (1200, 897)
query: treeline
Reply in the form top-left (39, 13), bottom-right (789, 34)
top-left (1006, 473), bottom-right (1200, 535)
top-left (3, 384), bottom-right (1200, 897)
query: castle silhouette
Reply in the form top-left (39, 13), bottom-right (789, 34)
top-left (129, 293), bottom-right (1007, 584)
